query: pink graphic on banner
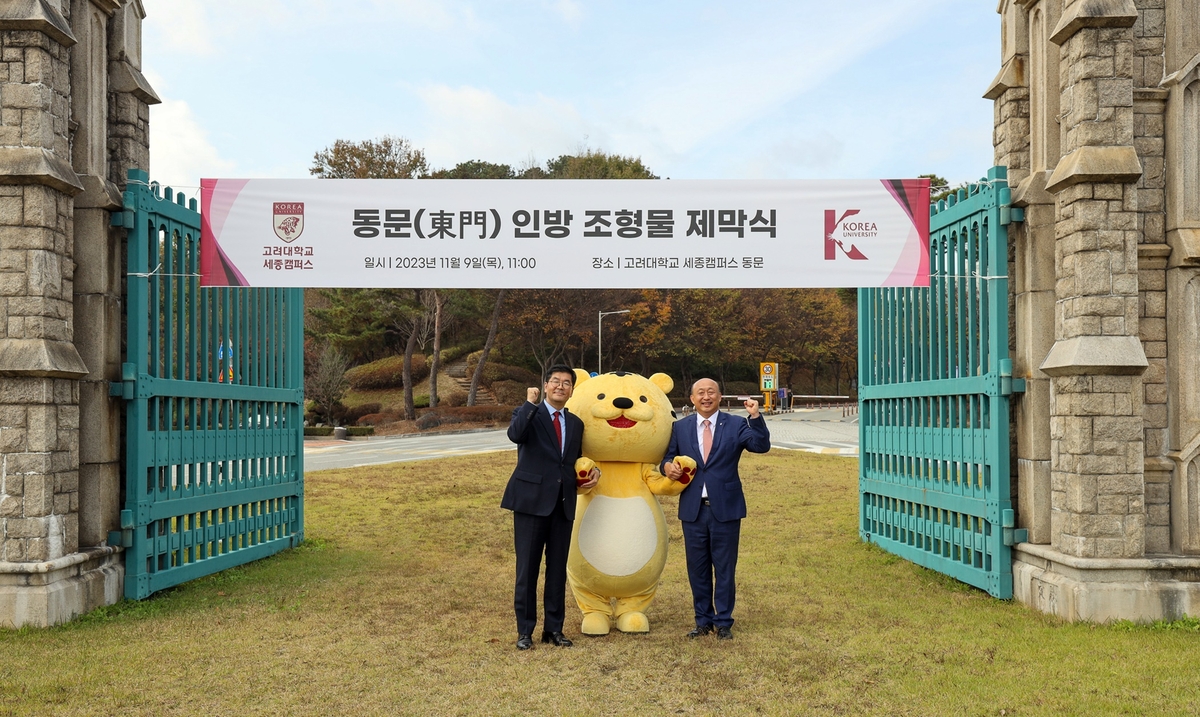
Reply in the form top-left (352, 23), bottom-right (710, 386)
top-left (880, 178), bottom-right (931, 287)
top-left (200, 179), bottom-right (251, 286)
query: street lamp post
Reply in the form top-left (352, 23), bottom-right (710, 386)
top-left (597, 309), bottom-right (630, 375)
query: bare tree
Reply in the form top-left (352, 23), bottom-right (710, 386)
top-left (305, 344), bottom-right (350, 426)
top-left (468, 289), bottom-right (506, 406)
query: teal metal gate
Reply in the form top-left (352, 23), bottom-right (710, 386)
top-left (858, 166), bottom-right (1025, 598)
top-left (110, 168), bottom-right (305, 600)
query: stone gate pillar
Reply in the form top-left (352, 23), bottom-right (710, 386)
top-left (0, 0), bottom-right (153, 628)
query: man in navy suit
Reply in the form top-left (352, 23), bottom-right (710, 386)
top-left (502, 364), bottom-right (599, 650)
top-left (663, 378), bottom-right (770, 640)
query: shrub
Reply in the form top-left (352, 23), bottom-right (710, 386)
top-left (357, 410), bottom-right (401, 426)
top-left (439, 344), bottom-right (476, 364)
top-left (434, 405), bottom-right (513, 422)
top-left (345, 354), bottom-right (429, 390)
top-left (490, 380), bottom-right (527, 405)
top-left (440, 389), bottom-right (468, 407)
top-left (343, 403), bottom-right (381, 426)
top-left (464, 353), bottom-right (538, 388)
top-left (303, 425), bottom-right (374, 436)
top-left (416, 412), bottom-right (464, 430)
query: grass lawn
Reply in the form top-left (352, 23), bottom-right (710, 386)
top-left (3, 451), bottom-right (1200, 715)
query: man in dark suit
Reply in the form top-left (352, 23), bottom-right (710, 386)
top-left (502, 364), bottom-right (599, 650)
top-left (662, 378), bottom-right (770, 640)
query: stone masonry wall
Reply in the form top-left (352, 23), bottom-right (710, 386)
top-left (0, 24), bottom-right (82, 563)
top-left (1131, 1), bottom-right (1171, 553)
top-left (1045, 16), bottom-right (1147, 559)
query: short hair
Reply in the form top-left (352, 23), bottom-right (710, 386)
top-left (544, 364), bottom-right (575, 382)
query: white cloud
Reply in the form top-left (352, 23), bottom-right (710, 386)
top-left (417, 85), bottom-right (605, 169)
top-left (552, 0), bottom-right (584, 28)
top-left (142, 0), bottom-right (214, 55)
top-left (149, 98), bottom-right (237, 188)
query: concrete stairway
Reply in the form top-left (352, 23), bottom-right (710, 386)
top-left (445, 359), bottom-right (498, 405)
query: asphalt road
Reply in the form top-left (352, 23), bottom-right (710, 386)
top-left (303, 407), bottom-right (859, 472)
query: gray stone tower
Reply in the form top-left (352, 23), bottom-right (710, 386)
top-left (0, 0), bottom-right (155, 627)
top-left (995, 0), bottom-right (1200, 620)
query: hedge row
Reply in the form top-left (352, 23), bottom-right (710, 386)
top-left (304, 426), bottom-right (375, 437)
top-left (344, 354), bottom-right (429, 390)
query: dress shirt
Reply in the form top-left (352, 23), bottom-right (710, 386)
top-left (544, 403), bottom-right (567, 454)
top-left (695, 411), bottom-right (719, 498)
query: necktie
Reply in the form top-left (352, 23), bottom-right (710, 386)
top-left (702, 419), bottom-right (712, 462)
top-left (553, 411), bottom-right (563, 453)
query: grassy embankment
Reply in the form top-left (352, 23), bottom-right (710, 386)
top-left (3, 451), bottom-right (1199, 715)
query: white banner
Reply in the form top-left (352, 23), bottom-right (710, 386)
top-left (200, 179), bottom-right (929, 288)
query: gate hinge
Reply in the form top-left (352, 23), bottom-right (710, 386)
top-left (1001, 508), bottom-right (1028, 546)
top-left (110, 208), bottom-right (134, 229)
top-left (998, 187), bottom-right (1025, 226)
top-left (998, 359), bottom-right (1026, 395)
top-left (107, 529), bottom-right (133, 548)
top-left (110, 362), bottom-right (137, 400)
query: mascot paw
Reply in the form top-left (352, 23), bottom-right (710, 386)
top-left (616, 611), bottom-right (649, 633)
top-left (574, 457), bottom-right (598, 487)
top-left (674, 456), bottom-right (698, 486)
top-left (581, 612), bottom-right (611, 636)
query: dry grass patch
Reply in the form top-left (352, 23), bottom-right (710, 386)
top-left (4, 452), bottom-right (1200, 715)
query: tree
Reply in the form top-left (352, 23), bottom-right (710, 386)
top-left (306, 344), bottom-right (350, 426)
top-left (544, 150), bottom-right (657, 179)
top-left (427, 160), bottom-right (516, 179)
top-left (310, 135), bottom-right (429, 179)
top-left (426, 290), bottom-right (446, 408)
top-left (469, 290), bottom-right (507, 406)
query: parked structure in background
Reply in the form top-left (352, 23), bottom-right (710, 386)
top-left (993, 0), bottom-right (1200, 620)
top-left (0, 0), bottom-right (155, 627)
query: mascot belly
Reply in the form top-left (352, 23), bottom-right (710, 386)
top-left (565, 370), bottom-right (696, 635)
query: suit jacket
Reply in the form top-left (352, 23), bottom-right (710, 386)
top-left (664, 411), bottom-right (771, 523)
top-left (501, 401), bottom-right (584, 519)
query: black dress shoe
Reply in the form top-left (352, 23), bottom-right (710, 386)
top-left (516, 634), bottom-right (534, 650)
top-left (687, 624), bottom-right (714, 639)
top-left (541, 630), bottom-right (573, 647)
top-left (716, 626), bottom-right (733, 640)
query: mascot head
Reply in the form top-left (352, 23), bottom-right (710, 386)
top-left (566, 370), bottom-right (676, 464)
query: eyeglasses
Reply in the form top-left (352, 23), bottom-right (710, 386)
top-left (546, 378), bottom-right (573, 388)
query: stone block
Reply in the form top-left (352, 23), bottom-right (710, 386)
top-left (5, 516), bottom-right (48, 539)
top-left (0, 492), bottom-right (22, 517)
top-left (1018, 459), bottom-right (1052, 543)
top-left (77, 381), bottom-right (117, 464)
top-left (25, 538), bottom-right (48, 561)
top-left (0, 82), bottom-right (52, 110)
top-left (6, 446), bottom-right (53, 475)
top-left (24, 404), bottom-right (56, 452)
top-left (1098, 473), bottom-right (1143, 495)
top-left (77, 462), bottom-right (118, 547)
top-left (0, 424), bottom-right (26, 453)
top-left (1092, 415), bottom-right (1142, 440)
top-left (1065, 474), bottom-right (1099, 512)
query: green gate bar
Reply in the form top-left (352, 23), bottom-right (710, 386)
top-left (858, 166), bottom-right (1025, 599)
top-left (110, 169), bottom-right (305, 600)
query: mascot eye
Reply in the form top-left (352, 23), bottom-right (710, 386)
top-left (597, 393), bottom-right (605, 400)
top-left (640, 396), bottom-right (648, 402)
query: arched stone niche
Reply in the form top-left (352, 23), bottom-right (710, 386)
top-left (1169, 272), bottom-right (1200, 552)
top-left (1165, 64), bottom-right (1200, 265)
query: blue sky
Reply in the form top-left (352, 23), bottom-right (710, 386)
top-left (143, 1), bottom-right (1000, 192)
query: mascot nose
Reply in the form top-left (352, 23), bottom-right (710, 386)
top-left (612, 397), bottom-right (634, 409)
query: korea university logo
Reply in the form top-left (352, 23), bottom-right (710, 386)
top-left (273, 202), bottom-right (304, 243)
top-left (824, 209), bottom-right (872, 261)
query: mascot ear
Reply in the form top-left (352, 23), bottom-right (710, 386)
top-left (573, 368), bottom-right (591, 387)
top-left (649, 373), bottom-right (673, 395)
